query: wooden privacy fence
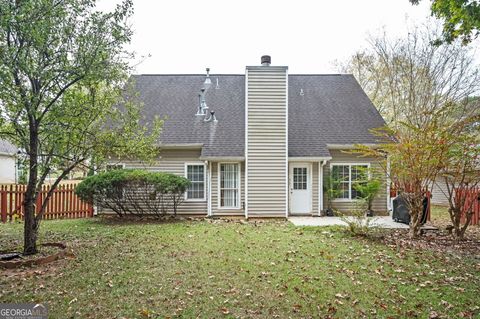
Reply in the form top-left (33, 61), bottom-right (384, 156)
top-left (1, 183), bottom-right (93, 223)
top-left (456, 187), bottom-right (480, 226)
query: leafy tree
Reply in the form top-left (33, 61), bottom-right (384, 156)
top-left (356, 119), bottom-right (450, 238)
top-left (0, 0), bottom-right (162, 255)
top-left (410, 0), bottom-right (480, 44)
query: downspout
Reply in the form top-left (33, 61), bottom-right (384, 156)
top-left (207, 161), bottom-right (212, 217)
top-left (386, 156), bottom-right (391, 214)
top-left (318, 160), bottom-right (327, 216)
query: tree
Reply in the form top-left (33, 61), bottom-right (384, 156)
top-left (338, 23), bottom-right (480, 127)
top-left (439, 114), bottom-right (480, 239)
top-left (410, 0), bottom-right (480, 44)
top-left (0, 0), bottom-right (162, 255)
top-left (356, 117), bottom-right (454, 238)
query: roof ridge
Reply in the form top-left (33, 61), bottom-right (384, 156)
top-left (135, 73), bottom-right (352, 77)
top-left (136, 74), bottom-right (245, 76)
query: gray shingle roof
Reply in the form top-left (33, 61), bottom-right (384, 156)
top-left (0, 139), bottom-right (18, 155)
top-left (288, 75), bottom-right (385, 157)
top-left (132, 74), bottom-right (385, 157)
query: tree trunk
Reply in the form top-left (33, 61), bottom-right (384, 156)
top-left (409, 212), bottom-right (421, 238)
top-left (408, 199), bottom-right (423, 238)
top-left (23, 125), bottom-right (39, 256)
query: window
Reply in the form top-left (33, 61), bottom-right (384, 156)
top-left (331, 164), bottom-right (369, 200)
top-left (219, 163), bottom-right (240, 208)
top-left (185, 164), bottom-right (205, 200)
top-left (293, 167), bottom-right (307, 190)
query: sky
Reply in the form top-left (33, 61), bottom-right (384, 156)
top-left (97, 0), bottom-right (434, 75)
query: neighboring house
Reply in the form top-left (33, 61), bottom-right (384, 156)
top-left (115, 56), bottom-right (388, 217)
top-left (0, 139), bottom-right (18, 183)
top-left (431, 178), bottom-right (450, 206)
top-left (431, 173), bottom-right (480, 207)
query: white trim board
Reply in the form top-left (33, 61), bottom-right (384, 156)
top-left (329, 162), bottom-right (371, 202)
top-left (184, 162), bottom-right (207, 202)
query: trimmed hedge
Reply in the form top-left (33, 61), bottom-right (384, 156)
top-left (76, 169), bottom-right (190, 217)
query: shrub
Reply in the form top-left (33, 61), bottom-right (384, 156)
top-left (76, 169), bottom-right (190, 217)
top-left (340, 199), bottom-right (379, 237)
top-left (352, 167), bottom-right (382, 215)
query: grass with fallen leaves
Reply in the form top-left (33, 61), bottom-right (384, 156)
top-left (1, 218), bottom-right (479, 318)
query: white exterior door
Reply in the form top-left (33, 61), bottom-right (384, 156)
top-left (290, 164), bottom-right (311, 214)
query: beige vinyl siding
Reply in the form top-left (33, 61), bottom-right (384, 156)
top-left (246, 66), bottom-right (288, 217)
top-left (431, 177), bottom-right (449, 206)
top-left (323, 150), bottom-right (388, 214)
top-left (211, 162), bottom-right (245, 216)
top-left (118, 149), bottom-right (207, 215)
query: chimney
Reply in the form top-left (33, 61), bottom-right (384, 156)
top-left (261, 55), bottom-right (271, 66)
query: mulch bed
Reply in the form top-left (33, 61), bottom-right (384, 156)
top-left (0, 243), bottom-right (70, 269)
top-left (381, 227), bottom-right (480, 259)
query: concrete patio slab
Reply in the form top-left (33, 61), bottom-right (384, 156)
top-left (289, 216), bottom-right (409, 229)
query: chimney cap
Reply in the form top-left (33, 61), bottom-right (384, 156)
top-left (261, 55), bottom-right (271, 66)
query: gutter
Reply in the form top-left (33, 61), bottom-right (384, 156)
top-left (326, 143), bottom-right (379, 150)
top-left (0, 152), bottom-right (15, 157)
top-left (158, 143), bottom-right (203, 150)
top-left (289, 156), bottom-right (332, 162)
top-left (199, 156), bottom-right (245, 161)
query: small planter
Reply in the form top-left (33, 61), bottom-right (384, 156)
top-left (0, 243), bottom-right (68, 269)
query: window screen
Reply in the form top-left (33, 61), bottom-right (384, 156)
top-left (186, 165), bottom-right (205, 200)
top-left (220, 163), bottom-right (239, 208)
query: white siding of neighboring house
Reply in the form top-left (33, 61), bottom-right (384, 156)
top-left (431, 178), bottom-right (450, 207)
top-left (246, 66), bottom-right (288, 217)
top-left (0, 155), bottom-right (16, 183)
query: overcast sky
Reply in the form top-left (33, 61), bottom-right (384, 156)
top-left (98, 0), bottom-right (434, 74)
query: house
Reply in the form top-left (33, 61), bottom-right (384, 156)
top-left (117, 56), bottom-right (388, 217)
top-left (0, 139), bottom-right (18, 183)
top-left (431, 178), bottom-right (450, 206)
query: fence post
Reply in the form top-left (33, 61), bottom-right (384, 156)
top-left (1, 186), bottom-right (6, 223)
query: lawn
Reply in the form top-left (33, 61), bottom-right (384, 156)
top-left (1, 218), bottom-right (479, 319)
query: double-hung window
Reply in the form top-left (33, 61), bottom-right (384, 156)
top-left (331, 164), bottom-right (369, 200)
top-left (185, 163), bottom-right (205, 201)
top-left (219, 163), bottom-right (240, 208)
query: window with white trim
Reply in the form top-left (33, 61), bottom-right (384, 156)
top-left (185, 164), bottom-right (205, 200)
top-left (331, 164), bottom-right (369, 200)
top-left (219, 163), bottom-right (240, 208)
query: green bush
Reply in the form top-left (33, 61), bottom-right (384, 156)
top-left (76, 169), bottom-right (190, 217)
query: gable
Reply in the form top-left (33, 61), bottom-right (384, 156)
top-left (131, 74), bottom-right (385, 157)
